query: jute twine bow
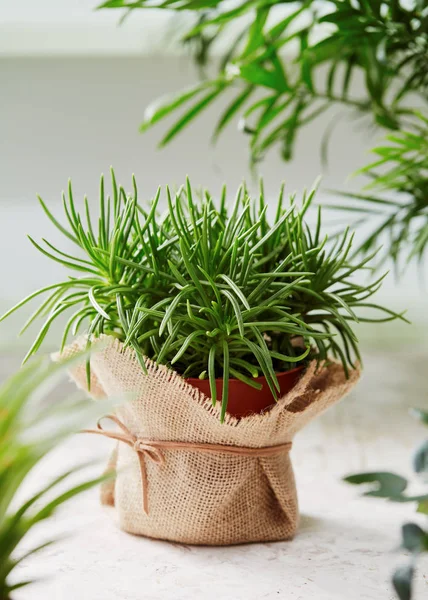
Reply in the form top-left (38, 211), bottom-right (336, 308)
top-left (83, 415), bottom-right (292, 515)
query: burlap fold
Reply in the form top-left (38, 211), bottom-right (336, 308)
top-left (58, 336), bottom-right (359, 545)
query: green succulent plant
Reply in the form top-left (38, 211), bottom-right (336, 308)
top-left (0, 357), bottom-right (110, 599)
top-left (0, 171), bottom-right (405, 420)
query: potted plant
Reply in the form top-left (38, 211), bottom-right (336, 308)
top-left (1, 171), bottom-right (406, 545)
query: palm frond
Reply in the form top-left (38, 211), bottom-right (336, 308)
top-left (0, 358), bottom-right (112, 599)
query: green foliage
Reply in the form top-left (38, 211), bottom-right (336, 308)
top-left (99, 0), bottom-right (428, 164)
top-left (330, 111), bottom-right (428, 269)
top-left (393, 563), bottom-right (414, 600)
top-left (0, 171), bottom-right (404, 420)
top-left (346, 407), bottom-right (428, 600)
top-left (99, 0), bottom-right (428, 272)
top-left (344, 471), bottom-right (409, 498)
top-left (0, 358), bottom-right (109, 599)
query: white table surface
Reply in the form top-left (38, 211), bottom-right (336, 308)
top-left (5, 351), bottom-right (428, 600)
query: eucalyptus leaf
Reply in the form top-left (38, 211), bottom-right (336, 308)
top-left (344, 472), bottom-right (408, 499)
top-left (392, 564), bottom-right (414, 600)
top-left (401, 523), bottom-right (428, 553)
top-left (413, 441), bottom-right (428, 476)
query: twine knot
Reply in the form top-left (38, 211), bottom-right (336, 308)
top-left (132, 440), bottom-right (165, 465)
top-left (83, 414), bottom-right (292, 515)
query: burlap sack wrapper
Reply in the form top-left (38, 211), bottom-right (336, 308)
top-left (59, 336), bottom-right (359, 546)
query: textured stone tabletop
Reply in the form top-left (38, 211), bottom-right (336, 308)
top-left (4, 352), bottom-right (428, 600)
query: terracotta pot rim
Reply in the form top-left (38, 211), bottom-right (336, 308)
top-left (186, 364), bottom-right (304, 385)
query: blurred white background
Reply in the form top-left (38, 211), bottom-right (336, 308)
top-left (0, 0), bottom-right (425, 354)
top-left (2, 6), bottom-right (428, 600)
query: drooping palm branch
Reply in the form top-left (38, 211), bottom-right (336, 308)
top-left (0, 357), bottom-right (110, 599)
top-left (329, 111), bottom-right (428, 270)
top-left (98, 0), bottom-right (428, 164)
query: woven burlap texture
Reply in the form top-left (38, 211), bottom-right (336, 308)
top-left (59, 335), bottom-right (359, 546)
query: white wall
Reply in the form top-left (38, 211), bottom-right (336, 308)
top-left (1, 56), bottom-right (373, 200)
top-left (0, 0), bottom-right (181, 55)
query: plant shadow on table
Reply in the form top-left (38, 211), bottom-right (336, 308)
top-left (151, 513), bottom-right (393, 557)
